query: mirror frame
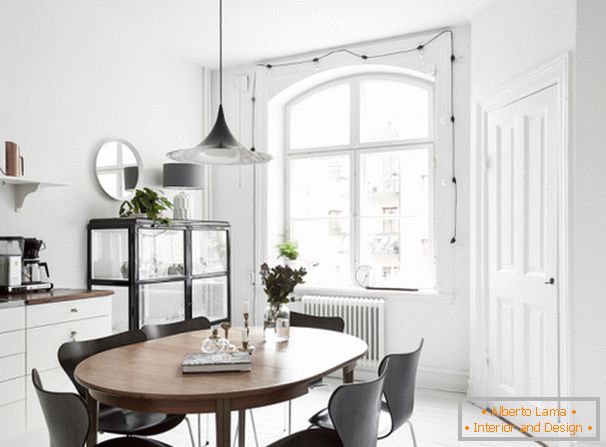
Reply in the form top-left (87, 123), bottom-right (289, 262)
top-left (94, 138), bottom-right (143, 201)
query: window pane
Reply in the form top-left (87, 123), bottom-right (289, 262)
top-left (290, 155), bottom-right (350, 218)
top-left (359, 149), bottom-right (434, 288)
top-left (289, 83), bottom-right (350, 149)
top-left (360, 149), bottom-right (429, 216)
top-left (360, 80), bottom-right (430, 143)
top-left (290, 218), bottom-right (350, 286)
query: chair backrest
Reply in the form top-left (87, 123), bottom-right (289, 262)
top-left (141, 316), bottom-right (211, 340)
top-left (32, 369), bottom-right (90, 447)
top-left (328, 367), bottom-right (386, 447)
top-left (58, 329), bottom-right (147, 398)
top-left (377, 339), bottom-right (424, 437)
top-left (289, 311), bottom-right (345, 332)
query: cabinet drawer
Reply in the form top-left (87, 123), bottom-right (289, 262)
top-left (0, 376), bottom-right (25, 407)
top-left (27, 297), bottom-right (111, 328)
top-left (0, 353), bottom-right (25, 382)
top-left (26, 368), bottom-right (75, 430)
top-left (0, 400), bottom-right (26, 440)
top-left (0, 330), bottom-right (25, 359)
top-left (27, 316), bottom-right (111, 372)
top-left (0, 307), bottom-right (25, 333)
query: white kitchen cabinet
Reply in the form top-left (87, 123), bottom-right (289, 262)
top-left (0, 294), bottom-right (112, 443)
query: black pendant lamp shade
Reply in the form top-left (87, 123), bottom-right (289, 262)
top-left (166, 0), bottom-right (271, 165)
top-left (166, 106), bottom-right (271, 165)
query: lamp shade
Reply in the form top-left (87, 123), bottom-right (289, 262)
top-left (123, 166), bottom-right (139, 190)
top-left (165, 106), bottom-right (272, 165)
top-left (163, 163), bottom-right (203, 190)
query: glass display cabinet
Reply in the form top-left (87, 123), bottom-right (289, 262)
top-left (87, 218), bottom-right (230, 333)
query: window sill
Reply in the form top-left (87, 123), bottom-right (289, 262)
top-left (294, 285), bottom-right (454, 304)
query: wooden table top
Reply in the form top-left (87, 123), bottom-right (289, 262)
top-left (75, 327), bottom-right (367, 413)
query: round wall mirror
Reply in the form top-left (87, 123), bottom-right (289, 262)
top-left (94, 139), bottom-right (142, 200)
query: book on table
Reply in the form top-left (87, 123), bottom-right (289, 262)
top-left (182, 351), bottom-right (251, 373)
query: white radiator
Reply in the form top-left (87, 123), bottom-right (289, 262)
top-left (301, 295), bottom-right (385, 370)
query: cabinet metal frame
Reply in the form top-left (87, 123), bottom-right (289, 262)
top-left (87, 218), bottom-right (231, 330)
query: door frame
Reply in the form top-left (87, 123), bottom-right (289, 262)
top-left (469, 53), bottom-right (571, 399)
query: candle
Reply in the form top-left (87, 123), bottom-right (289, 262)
top-left (241, 328), bottom-right (249, 342)
top-left (243, 300), bottom-right (249, 314)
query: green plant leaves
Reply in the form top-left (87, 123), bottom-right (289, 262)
top-left (118, 188), bottom-right (173, 225)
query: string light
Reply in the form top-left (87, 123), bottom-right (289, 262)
top-left (252, 29), bottom-right (458, 244)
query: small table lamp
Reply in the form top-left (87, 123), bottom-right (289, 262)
top-left (162, 163), bottom-right (203, 220)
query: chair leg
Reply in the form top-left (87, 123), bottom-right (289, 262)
top-left (408, 421), bottom-right (418, 447)
top-left (185, 416), bottom-right (196, 447)
top-left (288, 400), bottom-right (292, 434)
top-left (205, 414), bottom-right (210, 446)
top-left (248, 409), bottom-right (259, 447)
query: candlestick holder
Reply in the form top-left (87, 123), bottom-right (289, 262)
top-left (243, 312), bottom-right (250, 338)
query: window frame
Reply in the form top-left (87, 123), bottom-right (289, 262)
top-left (284, 73), bottom-right (436, 289)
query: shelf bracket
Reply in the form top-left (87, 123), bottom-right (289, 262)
top-left (14, 183), bottom-right (40, 212)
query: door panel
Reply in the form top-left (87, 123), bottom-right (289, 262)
top-left (487, 86), bottom-right (559, 425)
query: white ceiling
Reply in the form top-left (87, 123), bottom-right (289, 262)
top-left (73, 0), bottom-right (486, 67)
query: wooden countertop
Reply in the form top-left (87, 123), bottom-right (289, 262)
top-left (0, 288), bottom-right (114, 305)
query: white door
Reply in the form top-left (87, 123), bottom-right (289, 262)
top-left (486, 85), bottom-right (559, 422)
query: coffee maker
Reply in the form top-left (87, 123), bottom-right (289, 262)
top-left (21, 238), bottom-right (52, 290)
top-left (0, 236), bottom-right (53, 294)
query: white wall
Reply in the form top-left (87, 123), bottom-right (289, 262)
top-left (472, 1), bottom-right (606, 442)
top-left (471, 0), bottom-right (575, 97)
top-left (572, 1), bottom-right (606, 443)
top-left (212, 27), bottom-right (472, 391)
top-left (469, 0), bottom-right (576, 396)
top-left (0, 0), bottom-right (205, 288)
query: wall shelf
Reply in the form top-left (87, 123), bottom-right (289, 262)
top-left (0, 175), bottom-right (70, 212)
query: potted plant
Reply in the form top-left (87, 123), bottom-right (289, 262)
top-left (119, 187), bottom-right (173, 225)
top-left (260, 241), bottom-right (307, 341)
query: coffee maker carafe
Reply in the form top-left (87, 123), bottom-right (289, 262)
top-left (21, 238), bottom-right (52, 288)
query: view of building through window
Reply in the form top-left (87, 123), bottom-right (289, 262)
top-left (287, 75), bottom-right (435, 289)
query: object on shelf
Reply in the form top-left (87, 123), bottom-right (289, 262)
top-left (4, 141), bottom-right (24, 177)
top-left (163, 163), bottom-right (203, 220)
top-left (119, 188), bottom-right (173, 225)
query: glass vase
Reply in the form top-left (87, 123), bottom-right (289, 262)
top-left (264, 303), bottom-right (290, 342)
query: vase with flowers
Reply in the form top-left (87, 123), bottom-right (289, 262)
top-left (260, 241), bottom-right (307, 341)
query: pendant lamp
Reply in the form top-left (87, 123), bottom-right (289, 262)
top-left (166, 0), bottom-right (272, 165)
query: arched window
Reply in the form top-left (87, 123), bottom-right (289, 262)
top-left (285, 73), bottom-right (435, 289)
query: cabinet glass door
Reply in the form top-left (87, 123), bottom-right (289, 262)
top-left (138, 228), bottom-right (185, 280)
top-left (192, 276), bottom-right (228, 322)
top-left (139, 281), bottom-right (185, 326)
top-left (91, 229), bottom-right (129, 280)
top-left (92, 285), bottom-right (129, 333)
top-left (192, 230), bottom-right (228, 275)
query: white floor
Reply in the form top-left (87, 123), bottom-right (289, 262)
top-left (98, 382), bottom-right (540, 447)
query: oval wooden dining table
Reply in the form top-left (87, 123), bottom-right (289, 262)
top-left (75, 327), bottom-right (367, 447)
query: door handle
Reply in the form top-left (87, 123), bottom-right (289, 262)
top-left (544, 277), bottom-right (555, 285)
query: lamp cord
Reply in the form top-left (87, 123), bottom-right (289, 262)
top-left (251, 29), bottom-right (458, 245)
top-left (219, 0), bottom-right (223, 105)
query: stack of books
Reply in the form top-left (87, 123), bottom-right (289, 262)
top-left (182, 351), bottom-right (251, 373)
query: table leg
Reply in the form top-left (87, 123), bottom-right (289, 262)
top-left (86, 391), bottom-right (98, 447)
top-left (215, 399), bottom-right (231, 447)
top-left (343, 362), bottom-right (356, 383)
top-left (238, 409), bottom-right (246, 447)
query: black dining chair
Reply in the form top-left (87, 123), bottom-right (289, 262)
top-left (284, 311), bottom-right (345, 433)
top-left (57, 330), bottom-right (195, 447)
top-left (267, 365), bottom-right (387, 447)
top-left (141, 317), bottom-right (212, 447)
top-left (309, 339), bottom-right (424, 446)
top-left (32, 368), bottom-right (172, 447)
top-left (141, 316), bottom-right (211, 339)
